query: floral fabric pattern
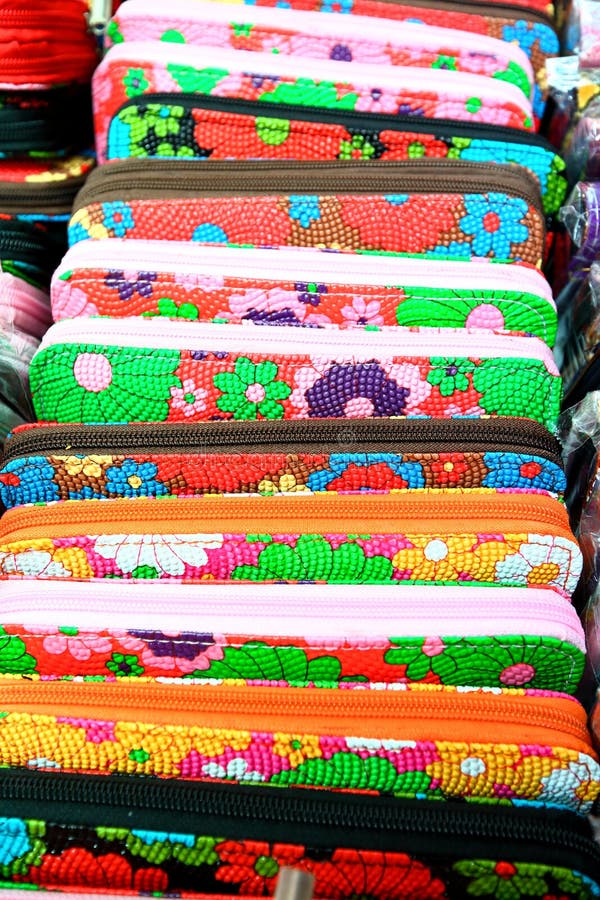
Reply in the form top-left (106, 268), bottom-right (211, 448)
top-left (69, 190), bottom-right (544, 267)
top-left (93, 55), bottom-right (536, 163)
top-left (106, 10), bottom-right (533, 104)
top-left (0, 626), bottom-right (584, 693)
top-left (0, 701), bottom-right (598, 812)
top-left (2, 817), bottom-right (598, 898)
top-left (0, 449), bottom-right (567, 509)
top-left (30, 345), bottom-right (562, 429)
top-left (52, 265), bottom-right (558, 345)
top-left (105, 102), bottom-right (566, 215)
top-left (0, 530), bottom-right (582, 595)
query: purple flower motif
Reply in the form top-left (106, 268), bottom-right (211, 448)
top-left (128, 630), bottom-right (215, 661)
top-left (244, 308), bottom-right (304, 326)
top-left (397, 103), bottom-right (425, 117)
top-left (306, 361), bottom-right (409, 418)
top-left (295, 282), bottom-right (328, 306)
top-left (190, 349), bottom-right (230, 361)
top-left (105, 270), bottom-right (157, 302)
top-left (330, 43), bottom-right (353, 61)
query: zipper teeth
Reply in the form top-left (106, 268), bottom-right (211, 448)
top-left (1, 772), bottom-right (596, 854)
top-left (1, 682), bottom-right (586, 735)
top-left (374, 0), bottom-right (555, 28)
top-left (121, 92), bottom-right (552, 149)
top-left (0, 421), bottom-right (563, 464)
top-left (57, 240), bottom-right (553, 299)
top-left (0, 494), bottom-right (570, 539)
top-left (75, 160), bottom-right (542, 215)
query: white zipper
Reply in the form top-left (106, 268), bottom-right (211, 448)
top-left (36, 316), bottom-right (559, 370)
top-left (53, 240), bottom-right (554, 306)
top-left (100, 41), bottom-right (533, 120)
top-left (114, 0), bottom-right (534, 91)
top-left (0, 579), bottom-right (585, 648)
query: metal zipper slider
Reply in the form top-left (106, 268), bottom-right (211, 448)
top-left (275, 868), bottom-right (315, 900)
top-left (86, 0), bottom-right (111, 37)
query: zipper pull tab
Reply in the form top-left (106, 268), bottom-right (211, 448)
top-left (87, 0), bottom-right (111, 38)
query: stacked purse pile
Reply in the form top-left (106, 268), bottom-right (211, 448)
top-left (1, 0), bottom-right (600, 897)
top-left (0, 0), bottom-right (99, 443)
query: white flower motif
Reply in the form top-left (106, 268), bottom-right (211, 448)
top-left (93, 533), bottom-right (223, 576)
top-left (0, 549), bottom-right (71, 579)
top-left (345, 737), bottom-right (382, 751)
top-left (494, 534), bottom-right (581, 595)
top-left (538, 755), bottom-right (600, 813)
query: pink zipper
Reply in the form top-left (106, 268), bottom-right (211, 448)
top-left (0, 579), bottom-right (585, 648)
top-left (36, 317), bottom-right (560, 372)
top-left (0, 273), bottom-right (51, 339)
top-left (99, 41), bottom-right (533, 119)
top-left (113, 0), bottom-right (534, 91)
top-left (54, 240), bottom-right (554, 307)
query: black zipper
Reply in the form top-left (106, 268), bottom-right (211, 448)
top-left (1, 770), bottom-right (597, 876)
top-left (74, 159), bottom-right (543, 218)
top-left (1, 417), bottom-right (562, 464)
top-left (120, 92), bottom-right (557, 152)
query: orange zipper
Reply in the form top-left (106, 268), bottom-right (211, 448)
top-left (0, 680), bottom-right (591, 754)
top-left (0, 493), bottom-right (573, 542)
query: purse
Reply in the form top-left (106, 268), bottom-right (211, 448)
top-left (92, 41), bottom-right (534, 162)
top-left (0, 417), bottom-right (566, 507)
top-left (52, 240), bottom-right (557, 341)
top-left (106, 95), bottom-right (566, 216)
top-left (0, 0), bottom-right (98, 87)
top-left (68, 159), bottom-right (546, 265)
top-left (0, 272), bottom-right (51, 340)
top-left (0, 578), bottom-right (585, 693)
top-left (28, 320), bottom-right (562, 427)
top-left (0, 491), bottom-right (581, 594)
top-left (105, 0), bottom-right (534, 108)
top-left (0, 155), bottom-right (94, 222)
top-left (2, 772), bottom-right (599, 898)
top-left (0, 85), bottom-right (93, 158)
top-left (0, 679), bottom-right (597, 812)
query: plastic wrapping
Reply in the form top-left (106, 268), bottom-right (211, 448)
top-left (566, 0), bottom-right (600, 67)
top-left (0, 327), bottom-right (38, 443)
top-left (559, 392), bottom-right (600, 681)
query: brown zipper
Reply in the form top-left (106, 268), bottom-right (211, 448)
top-left (73, 160), bottom-right (544, 219)
top-left (365, 0), bottom-right (555, 29)
top-left (0, 174), bottom-right (89, 216)
top-left (2, 418), bottom-right (562, 465)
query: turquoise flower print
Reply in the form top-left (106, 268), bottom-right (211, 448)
top-left (0, 818), bottom-right (31, 866)
top-left (106, 459), bottom-right (168, 498)
top-left (321, 0), bottom-right (353, 12)
top-left (385, 195), bottom-right (409, 206)
top-left (289, 196), bottom-right (321, 228)
top-left (192, 223), bottom-right (228, 243)
top-left (131, 830), bottom-right (196, 847)
top-left (460, 194), bottom-right (529, 258)
top-left (102, 201), bottom-right (135, 238)
top-left (425, 241), bottom-right (472, 259)
top-left (0, 456), bottom-right (59, 507)
top-left (502, 21), bottom-right (559, 54)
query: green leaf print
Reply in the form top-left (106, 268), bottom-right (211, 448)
top-left (0, 628), bottom-right (36, 674)
top-left (260, 79), bottom-right (358, 110)
top-left (189, 641), bottom-right (356, 686)
top-left (166, 64), bottom-right (228, 95)
top-left (231, 535), bottom-right (394, 582)
top-left (471, 358), bottom-right (561, 427)
top-left (270, 750), bottom-right (433, 794)
top-left (492, 62), bottom-right (531, 100)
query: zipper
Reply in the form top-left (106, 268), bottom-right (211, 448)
top-left (101, 41), bottom-right (533, 119)
top-left (87, 0), bottom-right (112, 37)
top-left (115, 0), bottom-right (534, 81)
top-left (0, 174), bottom-right (89, 216)
top-left (363, 0), bottom-right (556, 29)
top-left (118, 91), bottom-right (553, 151)
top-left (55, 239), bottom-right (554, 303)
top-left (35, 318), bottom-right (558, 369)
top-left (1, 417), bottom-right (562, 463)
top-left (0, 580), bottom-right (584, 648)
top-left (0, 492), bottom-right (574, 542)
top-left (73, 158), bottom-right (543, 218)
top-left (1, 770), bottom-right (598, 873)
top-left (0, 680), bottom-right (589, 747)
